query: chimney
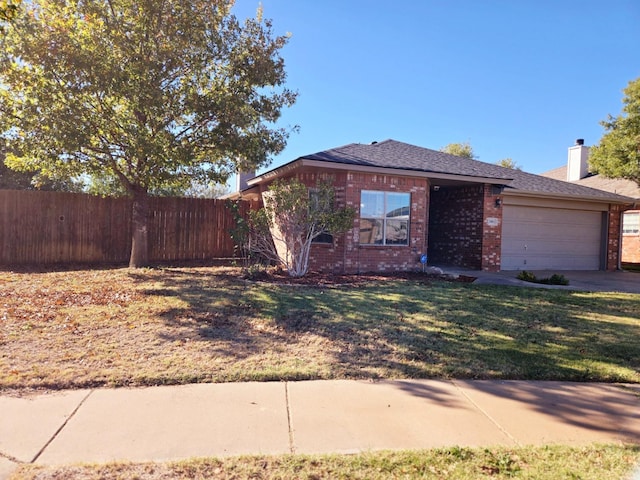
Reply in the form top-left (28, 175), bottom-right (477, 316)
top-left (236, 171), bottom-right (255, 192)
top-left (567, 139), bottom-right (589, 181)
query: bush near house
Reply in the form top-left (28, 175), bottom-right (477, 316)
top-left (232, 178), bottom-right (355, 277)
top-left (517, 271), bottom-right (570, 285)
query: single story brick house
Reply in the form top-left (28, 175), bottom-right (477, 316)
top-left (542, 140), bottom-right (640, 264)
top-left (234, 139), bottom-right (633, 273)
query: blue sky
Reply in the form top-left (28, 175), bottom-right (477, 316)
top-left (231, 0), bottom-right (640, 177)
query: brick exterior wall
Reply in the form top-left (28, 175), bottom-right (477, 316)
top-left (427, 185), bottom-right (485, 269)
top-left (621, 210), bottom-right (640, 264)
top-left (259, 168), bottom-right (428, 274)
top-left (622, 234), bottom-right (640, 263)
top-left (605, 204), bottom-right (620, 270)
top-left (480, 186), bottom-right (503, 272)
top-left (254, 167), bottom-right (620, 272)
top-left (341, 172), bottom-right (428, 273)
top-left (425, 184), bottom-right (502, 271)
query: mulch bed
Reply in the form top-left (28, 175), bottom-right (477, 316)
top-left (245, 269), bottom-right (477, 287)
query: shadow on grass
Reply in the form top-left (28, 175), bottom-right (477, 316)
top-left (134, 268), bottom-right (639, 383)
top-left (125, 268), bottom-right (640, 435)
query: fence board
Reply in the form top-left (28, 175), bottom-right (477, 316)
top-left (0, 190), bottom-right (246, 266)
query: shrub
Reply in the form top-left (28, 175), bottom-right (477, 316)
top-left (516, 270), bottom-right (537, 282)
top-left (542, 274), bottom-right (569, 285)
top-left (517, 271), bottom-right (569, 286)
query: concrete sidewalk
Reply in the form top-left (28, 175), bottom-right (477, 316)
top-left (1, 380), bottom-right (639, 478)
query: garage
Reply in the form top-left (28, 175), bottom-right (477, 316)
top-left (501, 202), bottom-right (605, 271)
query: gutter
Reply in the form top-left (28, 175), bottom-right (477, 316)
top-left (503, 188), bottom-right (635, 205)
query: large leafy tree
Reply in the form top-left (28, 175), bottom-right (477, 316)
top-left (589, 77), bottom-right (640, 186)
top-left (0, 0), bottom-right (297, 267)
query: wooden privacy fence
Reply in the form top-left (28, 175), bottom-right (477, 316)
top-left (0, 190), bottom-right (250, 266)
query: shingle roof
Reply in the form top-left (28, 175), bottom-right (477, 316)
top-left (541, 166), bottom-right (640, 199)
top-left (302, 140), bottom-right (514, 180)
top-left (300, 140), bottom-right (633, 203)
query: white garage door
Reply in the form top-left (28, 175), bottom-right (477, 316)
top-left (501, 205), bottom-right (603, 270)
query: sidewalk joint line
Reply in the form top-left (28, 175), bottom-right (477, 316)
top-left (285, 382), bottom-right (295, 454)
top-left (30, 389), bottom-right (95, 464)
top-left (451, 380), bottom-right (522, 447)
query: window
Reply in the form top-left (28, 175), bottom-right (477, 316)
top-left (309, 189), bottom-right (333, 244)
top-left (623, 212), bottom-right (640, 235)
top-left (359, 190), bottom-right (410, 245)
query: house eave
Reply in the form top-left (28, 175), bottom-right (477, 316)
top-left (503, 189), bottom-right (634, 205)
top-left (247, 158), bottom-right (513, 187)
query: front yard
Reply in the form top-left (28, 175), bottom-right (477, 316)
top-left (1, 266), bottom-right (638, 392)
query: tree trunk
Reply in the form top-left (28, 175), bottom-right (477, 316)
top-left (129, 188), bottom-right (150, 268)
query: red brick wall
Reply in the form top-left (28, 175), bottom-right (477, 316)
top-left (427, 185), bottom-right (484, 269)
top-left (622, 235), bottom-right (640, 263)
top-left (341, 172), bottom-right (428, 273)
top-left (621, 209), bottom-right (640, 264)
top-left (426, 184), bottom-right (502, 271)
top-left (259, 169), bottom-right (429, 273)
top-left (253, 169), bottom-right (624, 272)
top-left (276, 169), bottom-right (350, 274)
top-left (605, 204), bottom-right (620, 270)
top-left (481, 186), bottom-right (503, 272)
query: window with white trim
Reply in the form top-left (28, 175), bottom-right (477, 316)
top-left (359, 190), bottom-right (410, 245)
top-left (622, 212), bottom-right (639, 235)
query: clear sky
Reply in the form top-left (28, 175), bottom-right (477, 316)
top-left (231, 0), bottom-right (640, 177)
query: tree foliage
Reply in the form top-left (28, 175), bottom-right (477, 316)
top-left (1, 152), bottom-right (82, 190)
top-left (234, 178), bottom-right (355, 277)
top-left (440, 142), bottom-right (478, 159)
top-left (589, 77), bottom-right (640, 186)
top-left (0, 0), bottom-right (20, 31)
top-left (496, 158), bottom-right (522, 170)
top-left (0, 0), bottom-right (297, 266)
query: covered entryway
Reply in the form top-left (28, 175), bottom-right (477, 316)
top-left (501, 200), bottom-right (606, 271)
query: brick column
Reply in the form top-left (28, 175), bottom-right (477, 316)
top-left (481, 185), bottom-right (503, 272)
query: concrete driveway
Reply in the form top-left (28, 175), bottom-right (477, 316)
top-left (442, 268), bottom-right (640, 294)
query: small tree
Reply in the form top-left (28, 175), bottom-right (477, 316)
top-left (589, 77), bottom-right (640, 186)
top-left (496, 158), bottom-right (522, 170)
top-left (440, 142), bottom-right (478, 159)
top-left (239, 178), bottom-right (354, 277)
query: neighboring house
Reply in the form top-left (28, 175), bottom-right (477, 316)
top-left (234, 139), bottom-right (633, 273)
top-left (541, 140), bottom-right (640, 264)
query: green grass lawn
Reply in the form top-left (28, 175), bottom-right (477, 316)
top-left (2, 267), bottom-right (639, 480)
top-left (11, 444), bottom-right (640, 480)
top-left (1, 267), bottom-right (638, 390)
